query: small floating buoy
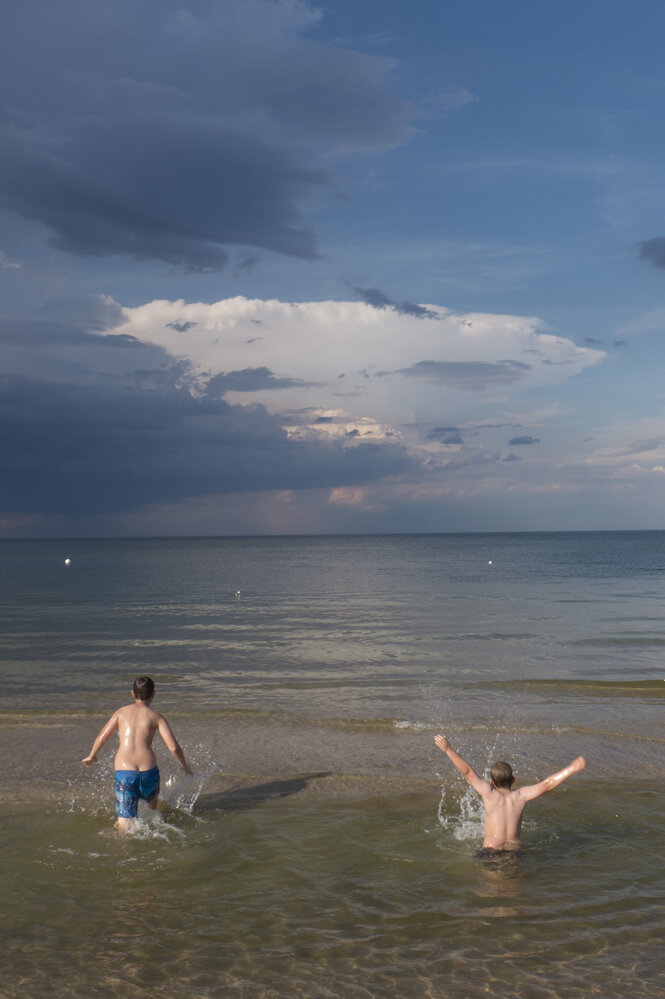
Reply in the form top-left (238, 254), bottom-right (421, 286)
top-left (64, 558), bottom-right (71, 567)
top-left (488, 560), bottom-right (492, 565)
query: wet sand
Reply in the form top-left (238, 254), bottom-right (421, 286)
top-left (2, 706), bottom-right (662, 814)
top-left (0, 711), bottom-right (443, 808)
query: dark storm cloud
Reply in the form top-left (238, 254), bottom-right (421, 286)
top-left (0, 0), bottom-right (414, 270)
top-left (1, 297), bottom-right (125, 350)
top-left (355, 286), bottom-right (438, 320)
top-left (36, 296), bottom-right (125, 331)
top-left (427, 425), bottom-right (462, 435)
top-left (0, 320), bottom-right (420, 518)
top-left (0, 318), bottom-right (113, 349)
top-left (276, 408), bottom-right (333, 428)
top-left (623, 437), bottom-right (665, 455)
top-left (233, 254), bottom-right (261, 277)
top-left (1, 120), bottom-right (324, 268)
top-left (167, 322), bottom-right (199, 333)
top-left (0, 312), bottom-right (175, 385)
top-left (205, 367), bottom-right (315, 395)
top-left (1, 375), bottom-right (420, 517)
top-left (637, 236), bottom-right (665, 270)
top-left (427, 427), bottom-right (464, 444)
top-left (508, 436), bottom-right (540, 446)
top-left (390, 359), bottom-right (531, 391)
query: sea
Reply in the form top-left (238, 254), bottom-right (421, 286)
top-left (0, 531), bottom-right (663, 998)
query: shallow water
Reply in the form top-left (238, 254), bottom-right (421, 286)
top-left (1, 532), bottom-right (665, 996)
top-left (3, 783), bottom-right (663, 998)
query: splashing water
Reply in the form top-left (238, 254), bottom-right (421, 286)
top-left (453, 783), bottom-right (484, 842)
top-left (434, 733), bottom-right (507, 846)
top-left (436, 780), bottom-right (484, 844)
top-left (162, 773), bottom-right (204, 814)
top-left (161, 743), bottom-right (222, 814)
top-left (116, 807), bottom-right (187, 842)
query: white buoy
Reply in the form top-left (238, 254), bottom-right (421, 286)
top-left (64, 558), bottom-right (71, 567)
top-left (488, 560), bottom-right (493, 565)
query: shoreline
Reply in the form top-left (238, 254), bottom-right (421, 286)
top-left (2, 710), bottom-right (664, 809)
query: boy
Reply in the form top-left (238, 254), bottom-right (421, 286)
top-left (434, 734), bottom-right (586, 854)
top-left (82, 676), bottom-right (193, 832)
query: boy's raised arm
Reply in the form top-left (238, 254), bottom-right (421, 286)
top-left (81, 711), bottom-right (119, 765)
top-left (434, 734), bottom-right (490, 796)
top-left (519, 755), bottom-right (587, 802)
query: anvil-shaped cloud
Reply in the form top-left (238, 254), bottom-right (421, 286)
top-left (113, 297), bottom-right (603, 426)
top-left (0, 293), bottom-right (606, 531)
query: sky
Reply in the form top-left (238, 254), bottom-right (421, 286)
top-left (3, 0), bottom-right (665, 537)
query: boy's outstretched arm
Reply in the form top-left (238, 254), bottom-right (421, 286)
top-left (434, 734), bottom-right (490, 796)
top-left (519, 755), bottom-right (587, 802)
top-left (158, 716), bottom-right (194, 774)
top-left (81, 712), bottom-right (119, 765)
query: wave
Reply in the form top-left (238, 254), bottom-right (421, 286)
top-left (571, 637), bottom-right (665, 647)
top-left (480, 678), bottom-right (665, 697)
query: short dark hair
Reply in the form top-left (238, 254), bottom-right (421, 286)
top-left (490, 761), bottom-right (513, 789)
top-left (133, 676), bottom-right (155, 701)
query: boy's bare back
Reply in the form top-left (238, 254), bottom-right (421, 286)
top-left (480, 781), bottom-right (531, 850)
top-left (112, 701), bottom-right (162, 771)
top-left (81, 679), bottom-right (192, 776)
top-left (434, 733), bottom-right (586, 851)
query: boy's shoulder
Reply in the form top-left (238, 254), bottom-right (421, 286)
top-left (116, 701), bottom-right (141, 716)
top-left (117, 702), bottom-right (162, 722)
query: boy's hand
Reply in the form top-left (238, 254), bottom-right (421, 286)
top-left (572, 756), bottom-right (587, 772)
top-left (434, 734), bottom-right (450, 752)
top-left (81, 755), bottom-right (96, 766)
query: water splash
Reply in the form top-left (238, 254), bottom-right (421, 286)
top-left (162, 773), bottom-right (203, 814)
top-left (118, 808), bottom-right (186, 842)
top-left (452, 783), bottom-right (484, 842)
top-left (162, 743), bottom-right (221, 815)
top-left (435, 779), bottom-right (484, 843)
top-left (432, 731), bottom-right (505, 846)
top-left (69, 743), bottom-right (221, 830)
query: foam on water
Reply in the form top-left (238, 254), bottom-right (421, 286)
top-left (393, 719), bottom-right (432, 731)
top-left (115, 807), bottom-right (186, 842)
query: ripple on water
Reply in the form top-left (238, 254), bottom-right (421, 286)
top-left (1, 780), bottom-right (662, 998)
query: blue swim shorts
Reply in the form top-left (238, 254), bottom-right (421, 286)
top-left (115, 766), bottom-right (160, 819)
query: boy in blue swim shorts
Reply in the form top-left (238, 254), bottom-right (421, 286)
top-left (115, 766), bottom-right (161, 820)
top-left (82, 676), bottom-right (193, 832)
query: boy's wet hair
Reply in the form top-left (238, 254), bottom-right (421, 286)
top-left (490, 761), bottom-right (514, 789)
top-left (133, 675), bottom-right (155, 701)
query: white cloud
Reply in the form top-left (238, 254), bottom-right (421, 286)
top-left (0, 250), bottom-right (20, 269)
top-left (110, 296), bottom-right (604, 437)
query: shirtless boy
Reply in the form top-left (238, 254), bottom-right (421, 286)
top-left (434, 734), bottom-right (586, 854)
top-left (82, 676), bottom-right (193, 832)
